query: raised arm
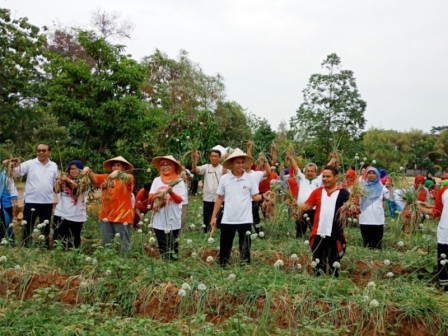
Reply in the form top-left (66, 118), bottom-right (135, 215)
top-left (191, 151), bottom-right (200, 174)
top-left (286, 150), bottom-right (299, 175)
top-left (246, 141), bottom-right (253, 157)
top-left (271, 143), bottom-right (277, 165)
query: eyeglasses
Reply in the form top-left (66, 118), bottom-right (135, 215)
top-left (37, 149), bottom-right (48, 153)
top-left (160, 163), bottom-right (172, 167)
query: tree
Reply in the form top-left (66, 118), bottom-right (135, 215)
top-left (0, 8), bottom-right (47, 151)
top-left (252, 118), bottom-right (276, 156)
top-left (44, 30), bottom-right (149, 176)
top-left (291, 53), bottom-right (366, 163)
top-left (141, 50), bottom-right (225, 117)
top-left (214, 101), bottom-right (252, 148)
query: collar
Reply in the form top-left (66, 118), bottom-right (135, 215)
top-left (33, 157), bottom-right (53, 166)
top-left (323, 185), bottom-right (342, 196)
top-left (230, 171), bottom-right (247, 180)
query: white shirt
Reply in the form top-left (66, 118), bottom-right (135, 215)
top-left (54, 190), bottom-right (88, 222)
top-left (359, 185), bottom-right (390, 225)
top-left (14, 158), bottom-right (59, 203)
top-left (149, 177), bottom-right (185, 231)
top-left (247, 170), bottom-right (265, 186)
top-left (217, 171), bottom-right (259, 224)
top-left (297, 169), bottom-right (322, 204)
top-left (198, 164), bottom-right (224, 202)
top-left (437, 189), bottom-right (448, 244)
top-left (316, 189), bottom-right (339, 237)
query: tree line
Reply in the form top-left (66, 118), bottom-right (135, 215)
top-left (1, 7), bottom-right (446, 187)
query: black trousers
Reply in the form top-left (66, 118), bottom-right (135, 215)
top-left (219, 223), bottom-right (252, 266)
top-left (311, 236), bottom-right (340, 277)
top-left (23, 203), bottom-right (53, 247)
top-left (190, 179), bottom-right (199, 196)
top-left (296, 209), bottom-right (315, 238)
top-left (251, 201), bottom-right (264, 233)
top-left (53, 215), bottom-right (84, 249)
top-left (154, 228), bottom-right (180, 261)
top-left (203, 201), bottom-right (222, 233)
top-left (360, 224), bottom-right (384, 249)
top-left (438, 243), bottom-right (448, 290)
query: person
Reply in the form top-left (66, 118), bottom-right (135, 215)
top-left (148, 156), bottom-right (185, 260)
top-left (342, 169), bottom-right (358, 191)
top-left (385, 177), bottom-right (401, 218)
top-left (244, 154), bottom-right (270, 234)
top-left (419, 179), bottom-right (448, 290)
top-left (292, 151), bottom-right (338, 238)
top-left (191, 149), bottom-right (227, 233)
top-left (246, 142), bottom-right (278, 219)
top-left (298, 166), bottom-right (349, 277)
top-left (53, 160), bottom-right (88, 249)
top-left (0, 169), bottom-right (19, 246)
top-left (135, 183), bottom-right (152, 223)
top-left (211, 149), bottom-right (262, 266)
top-left (379, 169), bottom-right (388, 185)
top-left (359, 167), bottom-right (390, 249)
top-left (83, 156), bottom-right (135, 254)
top-left (180, 166), bottom-right (193, 229)
top-left (2, 144), bottom-right (59, 247)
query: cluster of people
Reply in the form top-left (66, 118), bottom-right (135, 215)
top-left (2, 142), bottom-right (448, 288)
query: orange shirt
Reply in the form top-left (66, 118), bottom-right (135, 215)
top-left (95, 173), bottom-right (135, 224)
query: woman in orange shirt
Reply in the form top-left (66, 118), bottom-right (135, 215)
top-left (83, 156), bottom-right (135, 254)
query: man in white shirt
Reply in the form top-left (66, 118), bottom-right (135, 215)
top-left (192, 149), bottom-right (227, 233)
top-left (287, 151), bottom-right (338, 238)
top-left (3, 143), bottom-right (59, 247)
top-left (211, 149), bottom-right (262, 266)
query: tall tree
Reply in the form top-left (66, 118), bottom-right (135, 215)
top-left (44, 30), bottom-right (148, 172)
top-left (291, 53), bottom-right (366, 163)
top-left (0, 8), bottom-right (47, 151)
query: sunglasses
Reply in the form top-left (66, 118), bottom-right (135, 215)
top-left (37, 149), bottom-right (48, 153)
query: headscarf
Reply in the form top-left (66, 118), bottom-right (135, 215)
top-left (424, 179), bottom-right (434, 189)
top-left (361, 167), bottom-right (383, 211)
top-left (379, 169), bottom-right (388, 185)
top-left (414, 175), bottom-right (428, 202)
top-left (344, 169), bottom-right (358, 188)
top-left (159, 159), bottom-right (180, 184)
top-left (414, 175), bottom-right (425, 188)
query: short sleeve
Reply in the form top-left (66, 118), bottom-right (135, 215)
top-left (216, 178), bottom-right (225, 196)
top-left (250, 178), bottom-right (259, 196)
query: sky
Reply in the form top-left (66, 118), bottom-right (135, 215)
top-left (4, 0), bottom-right (448, 133)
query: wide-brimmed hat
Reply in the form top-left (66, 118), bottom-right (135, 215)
top-left (103, 156), bottom-right (134, 172)
top-left (151, 155), bottom-right (182, 174)
top-left (222, 148), bottom-right (253, 170)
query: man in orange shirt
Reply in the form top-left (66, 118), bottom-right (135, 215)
top-left (83, 156), bottom-right (135, 254)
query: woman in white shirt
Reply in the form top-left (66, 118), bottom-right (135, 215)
top-left (359, 167), bottom-right (389, 249)
top-left (148, 156), bottom-right (185, 261)
top-left (53, 160), bottom-right (88, 249)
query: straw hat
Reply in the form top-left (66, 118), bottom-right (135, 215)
top-left (103, 156), bottom-right (134, 172)
top-left (151, 155), bottom-right (182, 174)
top-left (222, 148), bottom-right (253, 170)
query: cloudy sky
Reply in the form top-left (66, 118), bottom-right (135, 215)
top-left (5, 0), bottom-right (448, 133)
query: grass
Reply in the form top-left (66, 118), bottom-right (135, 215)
top-left (1, 194), bottom-right (448, 335)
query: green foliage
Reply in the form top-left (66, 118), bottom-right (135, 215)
top-left (0, 8), bottom-right (47, 153)
top-left (44, 30), bottom-right (148, 175)
top-left (291, 53), bottom-right (366, 164)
